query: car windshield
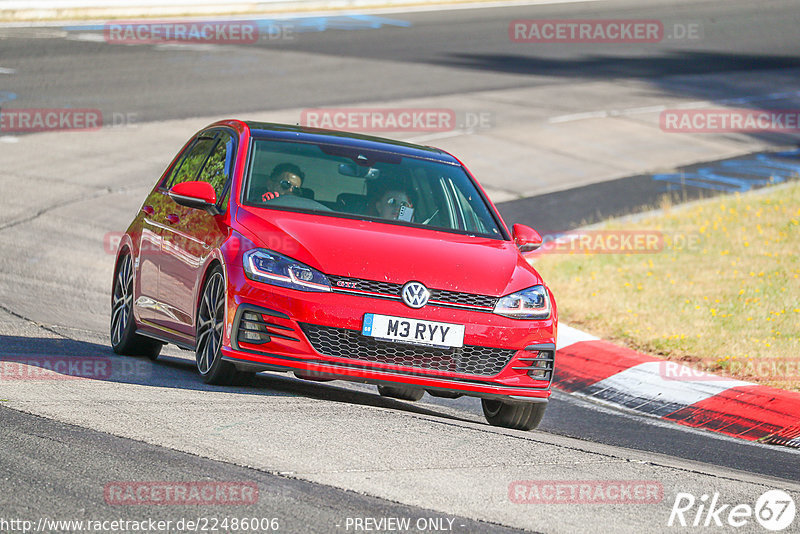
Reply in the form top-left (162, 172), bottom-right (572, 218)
top-left (243, 138), bottom-right (504, 238)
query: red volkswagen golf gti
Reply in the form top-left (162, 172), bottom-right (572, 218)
top-left (111, 120), bottom-right (556, 430)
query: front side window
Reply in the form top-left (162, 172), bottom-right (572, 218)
top-left (198, 131), bottom-right (234, 199)
top-left (166, 136), bottom-right (216, 189)
top-left (243, 139), bottom-right (503, 238)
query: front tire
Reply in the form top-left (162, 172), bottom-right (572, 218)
top-left (110, 252), bottom-right (162, 360)
top-left (481, 399), bottom-right (546, 431)
top-left (377, 385), bottom-right (424, 401)
top-left (196, 266), bottom-right (238, 385)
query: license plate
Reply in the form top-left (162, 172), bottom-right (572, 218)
top-left (362, 314), bottom-right (465, 348)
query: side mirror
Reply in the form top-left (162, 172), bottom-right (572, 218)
top-left (512, 223), bottom-right (543, 253)
top-left (169, 181), bottom-right (218, 213)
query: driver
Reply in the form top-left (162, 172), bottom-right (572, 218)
top-left (368, 179), bottom-right (416, 221)
top-left (376, 189), bottom-right (414, 220)
top-left (261, 163), bottom-right (304, 201)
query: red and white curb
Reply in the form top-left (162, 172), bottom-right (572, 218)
top-left (555, 325), bottom-right (800, 447)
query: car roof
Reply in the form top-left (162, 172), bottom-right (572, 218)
top-left (243, 121), bottom-right (460, 165)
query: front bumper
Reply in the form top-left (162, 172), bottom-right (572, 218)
top-left (222, 273), bottom-right (556, 402)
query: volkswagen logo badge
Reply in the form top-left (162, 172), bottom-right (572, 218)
top-left (401, 281), bottom-right (430, 309)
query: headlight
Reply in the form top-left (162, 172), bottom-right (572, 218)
top-left (493, 285), bottom-right (551, 319)
top-left (243, 249), bottom-right (331, 292)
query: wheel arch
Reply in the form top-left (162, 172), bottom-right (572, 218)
top-left (193, 255), bottom-right (227, 335)
top-left (111, 235), bottom-right (135, 302)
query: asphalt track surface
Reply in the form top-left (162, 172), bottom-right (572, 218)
top-left (1, 0), bottom-right (799, 121)
top-left (0, 405), bottom-right (526, 534)
top-left (1, 0), bottom-right (800, 532)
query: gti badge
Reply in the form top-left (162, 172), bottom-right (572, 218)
top-left (401, 281), bottom-right (430, 309)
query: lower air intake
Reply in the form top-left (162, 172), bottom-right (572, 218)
top-left (299, 323), bottom-right (515, 377)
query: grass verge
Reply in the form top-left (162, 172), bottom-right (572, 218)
top-left (532, 181), bottom-right (800, 391)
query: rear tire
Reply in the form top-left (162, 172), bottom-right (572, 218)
top-left (377, 385), bottom-right (424, 401)
top-left (110, 252), bottom-right (163, 360)
top-left (196, 266), bottom-right (238, 385)
top-left (481, 399), bottom-right (546, 431)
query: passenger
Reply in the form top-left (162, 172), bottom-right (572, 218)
top-left (261, 163), bottom-right (305, 201)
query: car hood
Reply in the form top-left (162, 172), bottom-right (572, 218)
top-left (236, 207), bottom-right (542, 297)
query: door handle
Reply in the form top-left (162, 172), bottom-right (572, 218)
top-left (165, 214), bottom-right (180, 224)
top-left (141, 205), bottom-right (155, 216)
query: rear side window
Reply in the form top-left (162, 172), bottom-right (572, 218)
top-left (166, 136), bottom-right (216, 189)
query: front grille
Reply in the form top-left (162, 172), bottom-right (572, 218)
top-left (328, 276), bottom-right (402, 297)
top-left (429, 288), bottom-right (497, 308)
top-left (299, 323), bottom-right (515, 377)
top-left (327, 275), bottom-right (498, 311)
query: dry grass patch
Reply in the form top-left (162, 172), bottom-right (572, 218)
top-left (533, 182), bottom-right (800, 391)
